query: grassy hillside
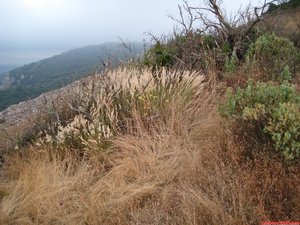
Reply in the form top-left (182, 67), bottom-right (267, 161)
top-left (0, 1), bottom-right (299, 225)
top-left (0, 68), bottom-right (299, 225)
top-left (262, 4), bottom-right (300, 48)
top-left (0, 42), bottom-right (144, 111)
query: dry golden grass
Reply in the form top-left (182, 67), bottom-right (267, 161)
top-left (0, 122), bottom-right (30, 152)
top-left (0, 68), bottom-right (299, 225)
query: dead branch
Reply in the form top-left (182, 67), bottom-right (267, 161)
top-left (171, 0), bottom-right (279, 58)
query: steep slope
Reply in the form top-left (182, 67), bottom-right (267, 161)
top-left (262, 3), bottom-right (300, 48)
top-left (0, 42), bottom-right (144, 111)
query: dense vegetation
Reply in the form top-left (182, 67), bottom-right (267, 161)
top-left (0, 0), bottom-right (299, 224)
top-left (0, 42), bottom-right (144, 111)
top-left (221, 81), bottom-right (300, 160)
top-left (245, 33), bottom-right (299, 81)
top-left (268, 0), bottom-right (300, 12)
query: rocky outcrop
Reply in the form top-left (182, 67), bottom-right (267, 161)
top-left (0, 73), bottom-right (15, 90)
top-left (0, 71), bottom-right (104, 152)
top-left (0, 77), bottom-right (86, 128)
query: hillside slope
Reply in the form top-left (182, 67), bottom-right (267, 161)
top-left (0, 68), bottom-right (299, 224)
top-left (0, 73), bottom-right (90, 151)
top-left (0, 42), bottom-right (144, 111)
top-left (0, 2), bottom-right (299, 224)
top-left (262, 4), bottom-right (300, 48)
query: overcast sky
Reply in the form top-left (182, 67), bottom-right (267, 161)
top-left (0, 0), bottom-right (262, 65)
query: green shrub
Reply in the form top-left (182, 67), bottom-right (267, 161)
top-left (222, 43), bottom-right (231, 54)
top-left (245, 33), bottom-right (299, 81)
top-left (220, 81), bottom-right (300, 160)
top-left (203, 35), bottom-right (217, 49)
top-left (224, 56), bottom-right (238, 73)
top-left (265, 102), bottom-right (300, 160)
top-left (281, 65), bottom-right (293, 81)
top-left (144, 42), bottom-right (175, 68)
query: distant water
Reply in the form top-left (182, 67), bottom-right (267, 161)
top-left (0, 50), bottom-right (62, 75)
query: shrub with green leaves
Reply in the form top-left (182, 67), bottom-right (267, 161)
top-left (245, 33), bottom-right (299, 81)
top-left (203, 35), bottom-right (217, 50)
top-left (265, 102), bottom-right (300, 160)
top-left (144, 42), bottom-right (175, 68)
top-left (224, 55), bottom-right (238, 73)
top-left (221, 81), bottom-right (300, 160)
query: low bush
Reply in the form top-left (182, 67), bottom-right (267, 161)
top-left (220, 81), bottom-right (300, 160)
top-left (245, 33), bottom-right (299, 81)
top-left (224, 55), bottom-right (238, 74)
top-left (143, 42), bottom-right (175, 68)
top-left (265, 102), bottom-right (300, 160)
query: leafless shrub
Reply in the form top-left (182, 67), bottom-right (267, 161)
top-left (157, 0), bottom-right (281, 73)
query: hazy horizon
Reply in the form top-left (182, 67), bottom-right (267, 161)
top-left (0, 0), bottom-right (261, 69)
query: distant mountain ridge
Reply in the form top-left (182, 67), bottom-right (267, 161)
top-left (0, 42), bottom-right (144, 111)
